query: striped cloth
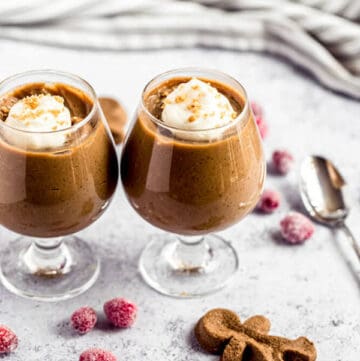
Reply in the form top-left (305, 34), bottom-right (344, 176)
top-left (0, 0), bottom-right (359, 98)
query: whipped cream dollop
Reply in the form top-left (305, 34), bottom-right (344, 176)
top-left (5, 94), bottom-right (72, 149)
top-left (161, 78), bottom-right (237, 136)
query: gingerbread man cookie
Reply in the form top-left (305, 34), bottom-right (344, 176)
top-left (195, 309), bottom-right (316, 361)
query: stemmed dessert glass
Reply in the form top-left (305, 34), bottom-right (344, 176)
top-left (0, 70), bottom-right (119, 301)
top-left (121, 68), bottom-right (265, 297)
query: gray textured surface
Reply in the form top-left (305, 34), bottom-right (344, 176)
top-left (0, 41), bottom-right (359, 360)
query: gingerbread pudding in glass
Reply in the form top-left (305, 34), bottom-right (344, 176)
top-left (121, 68), bottom-right (265, 297)
top-left (0, 70), bottom-right (119, 301)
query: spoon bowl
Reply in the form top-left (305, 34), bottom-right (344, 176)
top-left (300, 155), bottom-right (360, 260)
top-left (300, 155), bottom-right (348, 224)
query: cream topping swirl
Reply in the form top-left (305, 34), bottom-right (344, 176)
top-left (161, 78), bottom-right (237, 131)
top-left (5, 94), bottom-right (72, 148)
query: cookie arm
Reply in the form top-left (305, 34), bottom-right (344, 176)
top-left (243, 316), bottom-right (271, 335)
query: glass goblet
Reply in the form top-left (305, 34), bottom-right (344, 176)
top-left (0, 70), bottom-right (119, 301)
top-left (121, 68), bottom-right (265, 297)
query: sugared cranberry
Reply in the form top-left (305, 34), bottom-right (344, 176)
top-left (0, 325), bottom-right (18, 354)
top-left (257, 189), bottom-right (281, 213)
top-left (272, 150), bottom-right (294, 175)
top-left (280, 212), bottom-right (315, 244)
top-left (251, 101), bottom-right (263, 118)
top-left (256, 117), bottom-right (268, 139)
top-left (79, 348), bottom-right (117, 361)
top-left (104, 298), bottom-right (137, 328)
top-left (71, 306), bottom-right (97, 334)
top-left (251, 101), bottom-right (268, 139)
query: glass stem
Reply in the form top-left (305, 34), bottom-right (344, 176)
top-left (171, 235), bottom-right (213, 272)
top-left (21, 237), bottom-right (72, 276)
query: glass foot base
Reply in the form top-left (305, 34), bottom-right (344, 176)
top-left (139, 234), bottom-right (238, 298)
top-left (0, 236), bottom-right (100, 302)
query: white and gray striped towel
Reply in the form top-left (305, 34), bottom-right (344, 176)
top-left (0, 0), bottom-right (360, 99)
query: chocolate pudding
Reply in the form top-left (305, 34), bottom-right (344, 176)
top-left (121, 76), bottom-right (265, 235)
top-left (0, 82), bottom-right (118, 237)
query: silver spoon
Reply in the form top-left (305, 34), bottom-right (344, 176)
top-left (300, 155), bottom-right (360, 261)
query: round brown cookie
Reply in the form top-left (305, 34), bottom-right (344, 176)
top-left (99, 97), bottom-right (127, 144)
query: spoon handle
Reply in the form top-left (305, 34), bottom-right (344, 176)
top-left (341, 224), bottom-right (360, 261)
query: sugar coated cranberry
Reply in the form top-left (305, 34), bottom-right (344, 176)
top-left (79, 348), bottom-right (117, 361)
top-left (71, 306), bottom-right (97, 334)
top-left (280, 212), bottom-right (315, 244)
top-left (256, 117), bottom-right (268, 139)
top-left (0, 325), bottom-right (18, 354)
top-left (251, 101), bottom-right (263, 118)
top-left (251, 101), bottom-right (268, 139)
top-left (257, 189), bottom-right (281, 213)
top-left (272, 150), bottom-right (294, 175)
top-left (104, 298), bottom-right (137, 328)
